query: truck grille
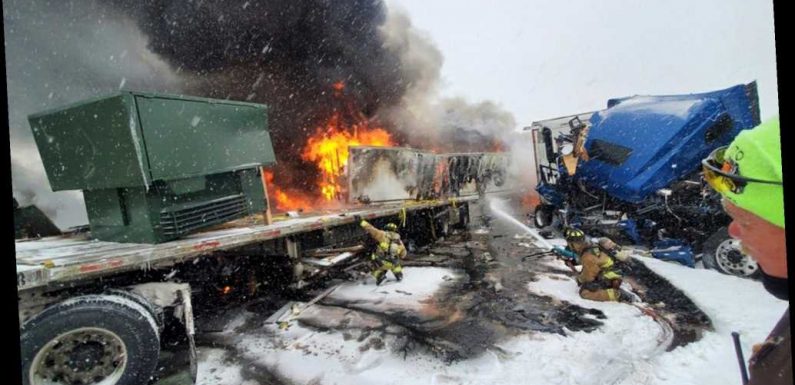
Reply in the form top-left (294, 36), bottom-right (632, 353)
top-left (159, 194), bottom-right (249, 237)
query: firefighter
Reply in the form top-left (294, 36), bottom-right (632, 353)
top-left (561, 227), bottom-right (632, 302)
top-left (355, 216), bottom-right (407, 285)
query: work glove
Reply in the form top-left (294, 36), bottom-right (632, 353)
top-left (353, 214), bottom-right (364, 225)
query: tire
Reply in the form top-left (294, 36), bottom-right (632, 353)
top-left (533, 204), bottom-right (554, 228)
top-left (105, 289), bottom-right (163, 332)
top-left (702, 227), bottom-right (760, 279)
top-left (21, 295), bottom-right (160, 385)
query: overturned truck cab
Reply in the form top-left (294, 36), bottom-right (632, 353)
top-left (529, 82), bottom-right (761, 278)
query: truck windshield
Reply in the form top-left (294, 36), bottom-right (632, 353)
top-left (588, 139), bottom-right (633, 165)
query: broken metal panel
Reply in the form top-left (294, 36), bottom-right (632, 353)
top-left (348, 146), bottom-right (509, 202)
top-left (265, 285), bottom-right (339, 325)
top-left (302, 251), bottom-right (357, 267)
top-left (529, 112), bottom-right (596, 184)
top-left (434, 152), bottom-right (510, 197)
top-left (347, 146), bottom-right (427, 202)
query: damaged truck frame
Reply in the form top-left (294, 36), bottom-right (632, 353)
top-left (15, 92), bottom-right (505, 385)
top-left (528, 82), bottom-right (761, 278)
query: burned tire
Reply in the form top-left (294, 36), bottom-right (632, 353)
top-left (702, 227), bottom-right (760, 279)
top-left (21, 295), bottom-right (160, 385)
top-left (533, 204), bottom-right (554, 228)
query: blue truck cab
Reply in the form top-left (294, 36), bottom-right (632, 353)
top-left (529, 82), bottom-right (761, 278)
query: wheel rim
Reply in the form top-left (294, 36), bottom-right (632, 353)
top-left (30, 327), bottom-right (128, 385)
top-left (715, 239), bottom-right (758, 277)
top-left (534, 207), bottom-right (551, 228)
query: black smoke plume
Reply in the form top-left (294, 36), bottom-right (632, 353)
top-left (110, 0), bottom-right (414, 189)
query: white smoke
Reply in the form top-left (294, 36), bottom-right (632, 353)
top-left (378, 5), bottom-right (533, 199)
top-left (359, 159), bottom-right (413, 202)
top-left (5, 0), bottom-right (185, 229)
top-left (504, 130), bottom-right (539, 199)
top-left (379, 5), bottom-right (517, 152)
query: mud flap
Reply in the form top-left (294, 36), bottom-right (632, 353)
top-left (130, 282), bottom-right (197, 384)
top-left (177, 287), bottom-right (198, 384)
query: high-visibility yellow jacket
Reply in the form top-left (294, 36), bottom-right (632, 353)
top-left (577, 246), bottom-right (621, 286)
top-left (361, 221), bottom-right (407, 260)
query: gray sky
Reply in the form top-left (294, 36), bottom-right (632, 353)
top-left (386, 0), bottom-right (779, 127)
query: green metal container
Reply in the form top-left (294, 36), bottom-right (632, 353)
top-left (28, 91), bottom-right (276, 243)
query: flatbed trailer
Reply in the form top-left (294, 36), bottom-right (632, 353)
top-left (16, 197), bottom-right (473, 292)
top-left (15, 195), bottom-right (473, 385)
top-left (15, 92), bottom-right (493, 385)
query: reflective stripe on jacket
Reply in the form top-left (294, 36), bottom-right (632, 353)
top-left (577, 246), bottom-right (621, 286)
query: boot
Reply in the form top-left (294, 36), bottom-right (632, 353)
top-left (394, 271), bottom-right (403, 282)
top-left (617, 288), bottom-right (639, 303)
top-left (376, 273), bottom-right (387, 286)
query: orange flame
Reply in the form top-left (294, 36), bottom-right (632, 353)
top-left (521, 190), bottom-right (540, 210)
top-left (301, 112), bottom-right (394, 200)
top-left (332, 81), bottom-right (345, 91)
top-left (261, 81), bottom-right (397, 210)
top-left (263, 170), bottom-right (314, 212)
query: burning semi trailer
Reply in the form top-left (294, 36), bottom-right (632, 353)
top-left (261, 81), bottom-right (510, 214)
top-left (16, 90), bottom-right (508, 385)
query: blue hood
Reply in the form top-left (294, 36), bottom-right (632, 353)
top-left (575, 82), bottom-right (760, 203)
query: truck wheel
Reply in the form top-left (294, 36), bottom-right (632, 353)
top-left (21, 295), bottom-right (160, 385)
top-left (533, 205), bottom-right (554, 228)
top-left (702, 227), bottom-right (760, 279)
top-left (106, 289), bottom-right (163, 331)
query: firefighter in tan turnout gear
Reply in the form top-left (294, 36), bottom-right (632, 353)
top-left (560, 227), bottom-right (632, 302)
top-left (356, 216), bottom-right (407, 285)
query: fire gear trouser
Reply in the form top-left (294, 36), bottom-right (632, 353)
top-left (580, 279), bottom-right (622, 302)
top-left (371, 255), bottom-right (403, 283)
top-left (580, 287), bottom-right (619, 302)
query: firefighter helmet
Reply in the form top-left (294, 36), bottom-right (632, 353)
top-left (384, 223), bottom-right (398, 232)
top-left (563, 227), bottom-right (585, 242)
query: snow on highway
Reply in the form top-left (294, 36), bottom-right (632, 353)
top-left (617, 255), bottom-right (788, 385)
top-left (196, 247), bottom-right (787, 385)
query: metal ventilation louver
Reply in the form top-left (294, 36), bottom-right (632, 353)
top-left (159, 194), bottom-right (249, 237)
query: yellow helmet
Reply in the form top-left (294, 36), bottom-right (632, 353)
top-left (563, 227), bottom-right (585, 242)
top-left (384, 223), bottom-right (398, 231)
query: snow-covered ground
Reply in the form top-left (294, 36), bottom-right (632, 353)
top-left (196, 249), bottom-right (788, 385)
top-left (197, 348), bottom-right (252, 385)
top-left (618, 255), bottom-right (788, 385)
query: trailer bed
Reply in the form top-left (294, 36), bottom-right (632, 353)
top-left (16, 197), bottom-right (474, 291)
